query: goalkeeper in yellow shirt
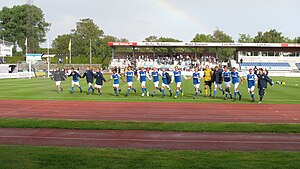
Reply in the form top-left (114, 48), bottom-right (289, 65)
top-left (203, 65), bottom-right (213, 97)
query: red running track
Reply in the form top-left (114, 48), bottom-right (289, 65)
top-left (0, 128), bottom-right (299, 151)
top-left (0, 100), bottom-right (299, 123)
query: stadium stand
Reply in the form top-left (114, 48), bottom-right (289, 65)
top-left (109, 54), bottom-right (219, 71)
top-left (240, 62), bottom-right (292, 71)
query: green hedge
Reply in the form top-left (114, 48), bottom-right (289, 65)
top-left (4, 56), bottom-right (111, 66)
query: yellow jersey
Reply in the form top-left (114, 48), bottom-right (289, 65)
top-left (204, 69), bottom-right (213, 81)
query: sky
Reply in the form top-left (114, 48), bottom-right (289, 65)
top-left (1, 0), bottom-right (300, 47)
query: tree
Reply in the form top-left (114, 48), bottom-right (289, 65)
top-left (71, 18), bottom-right (104, 57)
top-left (0, 4), bottom-right (50, 53)
top-left (253, 29), bottom-right (285, 43)
top-left (192, 29), bottom-right (234, 61)
top-left (238, 34), bottom-right (253, 43)
top-left (192, 34), bottom-right (213, 42)
top-left (52, 34), bottom-right (71, 56)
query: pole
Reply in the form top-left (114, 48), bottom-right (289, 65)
top-left (28, 61), bottom-right (32, 79)
top-left (47, 39), bottom-right (50, 78)
top-left (89, 39), bottom-right (92, 65)
top-left (69, 39), bottom-right (72, 64)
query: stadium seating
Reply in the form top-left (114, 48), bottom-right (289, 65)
top-left (296, 63), bottom-right (300, 70)
top-left (240, 62), bottom-right (292, 71)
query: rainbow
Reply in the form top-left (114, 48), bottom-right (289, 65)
top-left (153, 0), bottom-right (210, 33)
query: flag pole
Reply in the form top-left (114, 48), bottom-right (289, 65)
top-left (89, 39), bottom-right (92, 65)
top-left (69, 38), bottom-right (72, 64)
top-left (47, 39), bottom-right (50, 78)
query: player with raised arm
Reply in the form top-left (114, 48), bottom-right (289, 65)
top-left (107, 69), bottom-right (122, 96)
top-left (94, 68), bottom-right (106, 96)
top-left (173, 66), bottom-right (184, 99)
top-left (212, 66), bottom-right (225, 98)
top-left (68, 67), bottom-right (83, 94)
top-left (137, 67), bottom-right (151, 97)
top-left (222, 66), bottom-right (233, 100)
top-left (150, 67), bottom-right (161, 97)
top-left (246, 68), bottom-right (257, 102)
top-left (160, 68), bottom-right (172, 98)
top-left (185, 67), bottom-right (202, 99)
top-left (231, 67), bottom-right (243, 101)
top-left (124, 66), bottom-right (137, 97)
top-left (256, 68), bottom-right (274, 104)
top-left (82, 66), bottom-right (95, 95)
top-left (203, 65), bottom-right (213, 97)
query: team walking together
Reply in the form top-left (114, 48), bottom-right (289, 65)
top-left (52, 65), bottom-right (274, 103)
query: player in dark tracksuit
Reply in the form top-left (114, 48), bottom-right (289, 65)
top-left (256, 68), bottom-right (274, 104)
top-left (94, 68), bottom-right (106, 96)
top-left (82, 66), bottom-right (95, 95)
top-left (68, 67), bottom-right (83, 93)
top-left (212, 66), bottom-right (225, 98)
top-left (52, 68), bottom-right (66, 93)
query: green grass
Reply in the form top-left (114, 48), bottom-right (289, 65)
top-left (0, 145), bottom-right (299, 169)
top-left (0, 76), bottom-right (299, 104)
top-left (1, 118), bottom-right (300, 133)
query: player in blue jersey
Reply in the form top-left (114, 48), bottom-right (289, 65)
top-left (246, 68), bottom-right (257, 102)
top-left (160, 68), bottom-right (173, 98)
top-left (82, 66), bottom-right (95, 95)
top-left (150, 67), bottom-right (161, 97)
top-left (222, 66), bottom-right (233, 100)
top-left (137, 67), bottom-right (151, 97)
top-left (231, 67), bottom-right (243, 101)
top-left (185, 67), bottom-right (203, 99)
top-left (68, 67), bottom-right (83, 93)
top-left (107, 69), bottom-right (122, 96)
top-left (172, 66), bottom-right (184, 99)
top-left (124, 66), bottom-right (137, 97)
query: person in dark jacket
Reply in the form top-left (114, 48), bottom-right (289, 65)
top-left (212, 66), bottom-right (225, 97)
top-left (68, 67), bottom-right (83, 93)
top-left (256, 68), bottom-right (274, 104)
top-left (52, 68), bottom-right (66, 93)
top-left (82, 66), bottom-right (95, 95)
top-left (94, 68), bottom-right (106, 95)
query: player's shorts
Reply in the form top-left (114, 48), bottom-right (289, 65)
top-left (176, 82), bottom-right (182, 88)
top-left (127, 82), bottom-right (133, 87)
top-left (204, 81), bottom-right (212, 87)
top-left (94, 84), bottom-right (102, 89)
top-left (55, 81), bottom-right (61, 86)
top-left (141, 81), bottom-right (146, 86)
top-left (225, 82), bottom-right (231, 88)
top-left (161, 83), bottom-right (170, 89)
top-left (88, 82), bottom-right (92, 86)
top-left (113, 84), bottom-right (119, 88)
top-left (248, 86), bottom-right (255, 92)
top-left (72, 81), bottom-right (80, 86)
top-left (193, 84), bottom-right (200, 89)
top-left (153, 81), bottom-right (159, 88)
top-left (214, 82), bottom-right (222, 89)
top-left (233, 83), bottom-right (239, 90)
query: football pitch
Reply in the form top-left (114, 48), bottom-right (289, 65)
top-left (0, 76), bottom-right (300, 169)
top-left (0, 76), bottom-right (299, 104)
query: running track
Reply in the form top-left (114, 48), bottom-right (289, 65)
top-left (0, 100), bottom-right (299, 123)
top-left (1, 100), bottom-right (300, 151)
top-left (0, 128), bottom-right (299, 151)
